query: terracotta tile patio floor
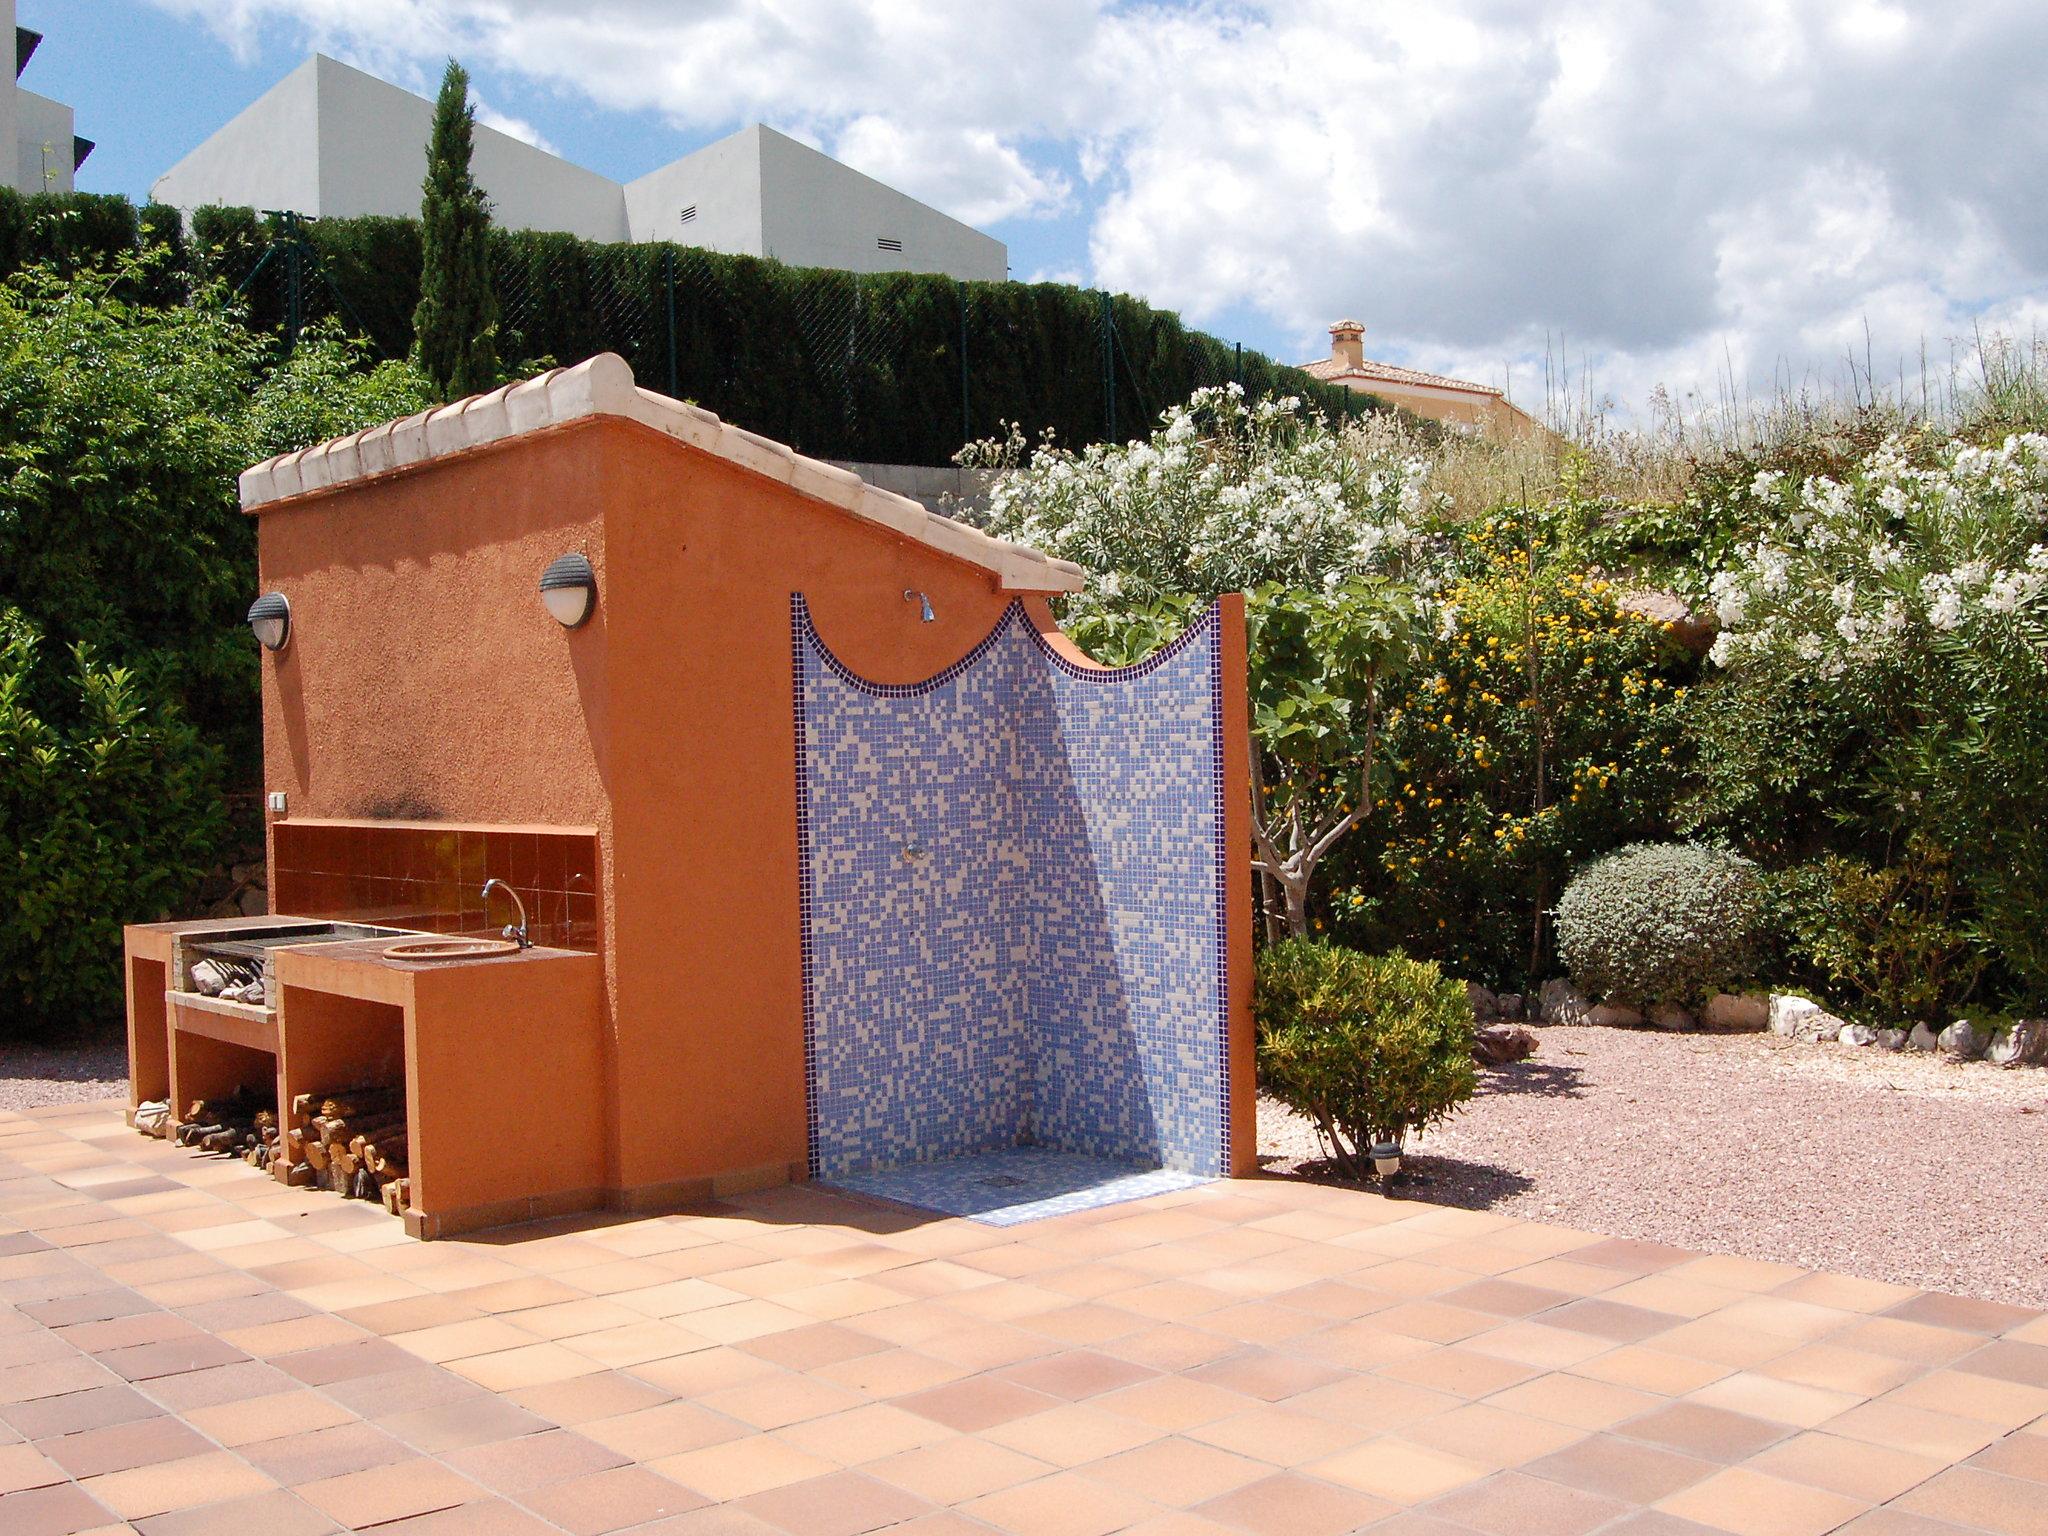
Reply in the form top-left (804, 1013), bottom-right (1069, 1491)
top-left (4, 1102), bottom-right (2045, 1535)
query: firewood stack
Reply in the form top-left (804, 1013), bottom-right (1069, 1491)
top-left (286, 1085), bottom-right (411, 1215)
top-left (170, 1088), bottom-right (279, 1167)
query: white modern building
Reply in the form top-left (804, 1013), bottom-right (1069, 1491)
top-left (5, 1), bottom-right (91, 196)
top-left (152, 55), bottom-right (1007, 282)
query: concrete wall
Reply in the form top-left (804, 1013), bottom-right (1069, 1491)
top-left (154, 54), bottom-right (630, 241)
top-left (316, 57), bottom-right (627, 239)
top-left (152, 56), bottom-right (322, 217)
top-left (626, 125), bottom-right (1006, 282)
top-left (152, 57), bottom-right (1006, 280)
top-left (622, 123), bottom-right (764, 256)
top-left (757, 127), bottom-right (1006, 281)
top-left (6, 0), bottom-right (80, 196)
top-left (13, 86), bottom-right (69, 194)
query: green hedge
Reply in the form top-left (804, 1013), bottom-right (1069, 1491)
top-left (1, 187), bottom-right (1386, 465)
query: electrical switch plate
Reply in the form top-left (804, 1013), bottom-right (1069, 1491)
top-left (267, 791), bottom-right (287, 814)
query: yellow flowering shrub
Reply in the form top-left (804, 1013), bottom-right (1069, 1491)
top-left (1325, 507), bottom-right (1694, 986)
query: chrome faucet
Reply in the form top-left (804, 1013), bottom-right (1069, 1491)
top-left (481, 880), bottom-right (531, 949)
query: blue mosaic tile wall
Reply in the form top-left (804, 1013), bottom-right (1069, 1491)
top-left (793, 597), bottom-right (1229, 1181)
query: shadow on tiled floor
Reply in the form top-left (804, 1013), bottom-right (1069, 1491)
top-left (2, 1098), bottom-right (2045, 1535)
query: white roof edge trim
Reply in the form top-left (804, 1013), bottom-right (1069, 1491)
top-left (239, 352), bottom-right (1085, 594)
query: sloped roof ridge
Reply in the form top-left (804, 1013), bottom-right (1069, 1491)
top-left (238, 353), bottom-right (1084, 595)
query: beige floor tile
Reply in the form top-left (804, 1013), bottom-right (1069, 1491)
top-left (559, 1319), bottom-right (713, 1370)
top-left (294, 1456), bottom-right (483, 1528)
top-left (698, 1369), bottom-right (867, 1430)
top-left (1819, 1399), bottom-right (2005, 1461)
top-left (1401, 1400), bottom-right (1586, 1470)
top-left (1688, 1370), bottom-right (1867, 1428)
top-left (1747, 1429), bottom-right (1948, 1503)
top-left (773, 1402), bottom-right (953, 1465)
top-left (183, 1387), bottom-right (355, 1447)
top-left (1080, 1435), bottom-right (1269, 1506)
top-left (1755, 1343), bottom-right (1923, 1398)
top-left (1184, 1404), bottom-right (1370, 1467)
top-left (648, 1435), bottom-right (847, 1501)
top-left (963, 1469), bottom-right (1164, 1536)
top-left (1574, 1346), bottom-right (1733, 1396)
top-left (389, 1317), bottom-right (539, 1364)
top-left (1309, 1435), bottom-right (1491, 1503)
top-left (1095, 1374), bottom-right (1251, 1431)
top-left (1655, 1465), bottom-right (1868, 1536)
top-left (866, 1436), bottom-right (1055, 1503)
top-left (1883, 1368), bottom-right (2048, 1428)
top-left (986, 1402), bottom-right (1168, 1466)
top-left (1487, 1370), bottom-right (1662, 1431)
top-left (580, 1400), bottom-right (748, 1461)
top-left (80, 1450), bottom-right (278, 1520)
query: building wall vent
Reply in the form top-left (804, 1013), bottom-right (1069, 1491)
top-left (678, 205), bottom-right (697, 224)
top-left (876, 236), bottom-right (903, 252)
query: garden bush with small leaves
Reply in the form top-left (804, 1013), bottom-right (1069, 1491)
top-left (1255, 939), bottom-right (1475, 1179)
top-left (1555, 842), bottom-right (1762, 1007)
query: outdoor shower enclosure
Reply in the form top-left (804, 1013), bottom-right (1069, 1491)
top-left (796, 598), bottom-right (1239, 1182)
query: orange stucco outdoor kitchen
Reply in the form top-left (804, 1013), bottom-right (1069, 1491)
top-left (124, 354), bottom-right (1255, 1241)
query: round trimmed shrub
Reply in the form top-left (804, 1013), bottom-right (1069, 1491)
top-left (1555, 842), bottom-right (1761, 1007)
top-left (1255, 940), bottom-right (1475, 1179)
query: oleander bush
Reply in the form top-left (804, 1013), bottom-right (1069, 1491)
top-left (1555, 842), bottom-right (1762, 1007)
top-left (1254, 939), bottom-right (1475, 1176)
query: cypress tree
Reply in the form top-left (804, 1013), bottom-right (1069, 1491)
top-left (412, 59), bottom-right (498, 397)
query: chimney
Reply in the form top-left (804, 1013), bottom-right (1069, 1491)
top-left (1329, 319), bottom-right (1365, 370)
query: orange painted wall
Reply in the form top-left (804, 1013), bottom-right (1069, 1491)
top-left (596, 419), bottom-right (1028, 1195)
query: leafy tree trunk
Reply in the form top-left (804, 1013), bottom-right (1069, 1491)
top-left (1250, 676), bottom-right (1381, 940)
top-left (413, 60), bottom-right (499, 398)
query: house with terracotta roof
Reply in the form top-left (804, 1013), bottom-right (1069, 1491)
top-left (1301, 320), bottom-right (1550, 441)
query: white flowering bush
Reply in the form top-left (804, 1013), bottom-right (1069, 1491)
top-left (970, 384), bottom-right (1441, 607)
top-left (1705, 433), bottom-right (2048, 1005)
top-left (971, 388), bottom-right (1439, 938)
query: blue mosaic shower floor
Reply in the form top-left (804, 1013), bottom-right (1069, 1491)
top-left (825, 1147), bottom-right (1212, 1226)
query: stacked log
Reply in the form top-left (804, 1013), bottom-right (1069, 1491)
top-left (288, 1086), bottom-right (409, 1211)
top-left (174, 1087), bottom-right (274, 1163)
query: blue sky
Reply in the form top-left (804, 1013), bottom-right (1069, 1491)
top-left (32, 1), bottom-right (2048, 421)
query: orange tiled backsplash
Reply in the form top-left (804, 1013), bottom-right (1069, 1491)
top-left (271, 823), bottom-right (599, 951)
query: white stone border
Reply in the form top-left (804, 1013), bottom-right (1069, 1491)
top-left (238, 353), bottom-right (1086, 595)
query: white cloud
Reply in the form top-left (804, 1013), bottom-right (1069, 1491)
top-left (472, 99), bottom-right (557, 156)
top-left (145, 0), bottom-right (2048, 419)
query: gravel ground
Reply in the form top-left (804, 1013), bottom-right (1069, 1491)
top-left (0, 1023), bottom-right (128, 1112)
top-left (1261, 1024), bottom-right (2048, 1307)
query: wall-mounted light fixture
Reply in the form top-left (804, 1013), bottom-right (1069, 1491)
top-left (540, 553), bottom-right (596, 628)
top-left (903, 589), bottom-right (935, 623)
top-left (247, 592), bottom-right (291, 651)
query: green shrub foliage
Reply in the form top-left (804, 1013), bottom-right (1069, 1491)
top-left (1556, 842), bottom-right (1762, 1006)
top-left (0, 249), bottom-right (433, 1037)
top-left (0, 615), bottom-right (226, 1029)
top-left (1255, 940), bottom-right (1475, 1177)
top-left (1768, 845), bottom-right (1983, 1025)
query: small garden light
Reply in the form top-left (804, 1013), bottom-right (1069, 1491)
top-left (1370, 1140), bottom-right (1403, 1178)
top-left (540, 552), bottom-right (596, 628)
top-left (247, 592), bottom-right (291, 651)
